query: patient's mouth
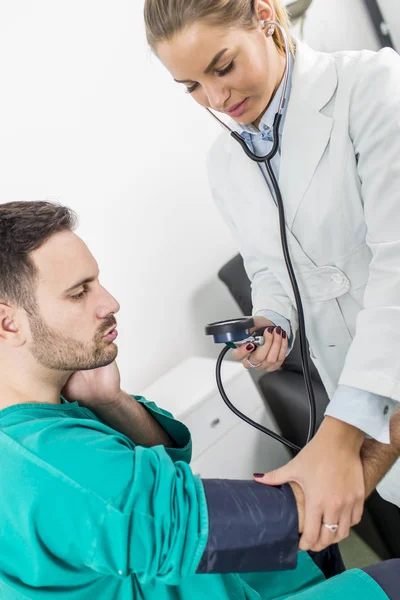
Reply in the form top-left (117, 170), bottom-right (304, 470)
top-left (103, 328), bottom-right (118, 341)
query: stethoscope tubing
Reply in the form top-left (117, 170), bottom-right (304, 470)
top-left (210, 22), bottom-right (317, 449)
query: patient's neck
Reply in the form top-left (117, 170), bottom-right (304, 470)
top-left (0, 355), bottom-right (71, 411)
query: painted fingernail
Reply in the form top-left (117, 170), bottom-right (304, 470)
top-left (246, 344), bottom-right (254, 351)
top-left (276, 326), bottom-right (282, 335)
top-left (267, 326), bottom-right (274, 334)
top-left (282, 330), bottom-right (287, 339)
top-left (253, 473), bottom-right (264, 478)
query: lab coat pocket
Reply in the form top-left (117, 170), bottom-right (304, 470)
top-left (337, 244), bottom-right (372, 309)
top-left (348, 283), bottom-right (367, 310)
top-left (305, 297), bottom-right (353, 348)
top-left (277, 265), bottom-right (353, 347)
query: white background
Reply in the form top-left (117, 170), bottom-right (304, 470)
top-left (0, 0), bottom-right (383, 392)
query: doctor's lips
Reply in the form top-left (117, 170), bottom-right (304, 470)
top-left (225, 98), bottom-right (249, 118)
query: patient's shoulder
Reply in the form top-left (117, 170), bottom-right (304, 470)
top-left (0, 404), bottom-right (136, 505)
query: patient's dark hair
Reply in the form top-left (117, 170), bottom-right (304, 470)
top-left (0, 201), bottom-right (77, 310)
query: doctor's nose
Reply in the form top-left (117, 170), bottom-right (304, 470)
top-left (204, 83), bottom-right (231, 113)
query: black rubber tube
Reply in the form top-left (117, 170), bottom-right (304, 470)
top-left (216, 345), bottom-right (301, 453)
top-left (223, 112), bottom-right (317, 448)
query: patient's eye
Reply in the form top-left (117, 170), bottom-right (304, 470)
top-left (71, 288), bottom-right (88, 301)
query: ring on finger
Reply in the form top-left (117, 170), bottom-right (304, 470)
top-left (246, 357), bottom-right (262, 369)
top-left (323, 523), bottom-right (339, 533)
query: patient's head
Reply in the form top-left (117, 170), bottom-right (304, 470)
top-left (0, 201), bottom-right (120, 373)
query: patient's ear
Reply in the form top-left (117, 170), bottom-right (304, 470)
top-left (0, 303), bottom-right (26, 347)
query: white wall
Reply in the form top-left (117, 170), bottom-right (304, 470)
top-left (293, 0), bottom-right (380, 52)
top-left (0, 0), bottom-right (385, 392)
top-left (0, 1), bottom-right (241, 392)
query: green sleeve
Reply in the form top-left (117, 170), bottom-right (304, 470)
top-left (1, 429), bottom-right (208, 587)
top-left (132, 395), bottom-right (192, 464)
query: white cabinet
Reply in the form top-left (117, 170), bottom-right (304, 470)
top-left (191, 405), bottom-right (290, 479)
top-left (140, 357), bottom-right (291, 478)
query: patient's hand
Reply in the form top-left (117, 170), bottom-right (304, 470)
top-left (62, 361), bottom-right (122, 408)
top-left (289, 482), bottom-right (305, 533)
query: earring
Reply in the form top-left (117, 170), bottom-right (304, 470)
top-left (267, 25), bottom-right (275, 36)
top-left (260, 20), bottom-right (266, 28)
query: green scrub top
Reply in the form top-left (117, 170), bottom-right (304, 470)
top-left (0, 396), bottom-right (388, 600)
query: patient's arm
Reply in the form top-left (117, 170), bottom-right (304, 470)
top-left (89, 391), bottom-right (176, 448)
top-left (290, 409), bottom-right (400, 534)
top-left (361, 409), bottom-right (400, 497)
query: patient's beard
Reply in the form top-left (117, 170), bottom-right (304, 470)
top-left (27, 311), bottom-right (118, 371)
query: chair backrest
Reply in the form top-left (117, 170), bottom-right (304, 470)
top-left (286, 0), bottom-right (313, 22)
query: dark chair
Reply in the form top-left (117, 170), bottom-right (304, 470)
top-left (218, 253), bottom-right (400, 560)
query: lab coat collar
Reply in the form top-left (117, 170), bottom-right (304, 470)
top-left (224, 41), bottom-right (337, 230)
top-left (279, 40), bottom-right (337, 228)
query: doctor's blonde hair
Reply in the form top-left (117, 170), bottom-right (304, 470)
top-left (144, 0), bottom-right (294, 56)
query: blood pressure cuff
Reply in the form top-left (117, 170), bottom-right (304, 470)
top-left (196, 479), bottom-right (344, 577)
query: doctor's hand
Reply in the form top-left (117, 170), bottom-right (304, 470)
top-left (254, 416), bottom-right (365, 552)
top-left (62, 361), bottom-right (122, 409)
top-left (232, 316), bottom-right (288, 372)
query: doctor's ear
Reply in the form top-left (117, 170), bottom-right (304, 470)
top-left (255, 0), bottom-right (275, 27)
top-left (0, 303), bottom-right (26, 347)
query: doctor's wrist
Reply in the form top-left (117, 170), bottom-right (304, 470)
top-left (320, 416), bottom-right (365, 452)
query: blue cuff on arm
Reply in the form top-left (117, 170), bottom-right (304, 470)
top-left (324, 386), bottom-right (398, 444)
top-left (196, 480), bottom-right (299, 574)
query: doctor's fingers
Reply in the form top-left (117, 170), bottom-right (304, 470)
top-left (311, 510), bottom-right (351, 553)
top-left (234, 327), bottom-right (274, 365)
top-left (261, 328), bottom-right (288, 372)
top-left (299, 500), bottom-right (325, 551)
top-left (277, 334), bottom-right (288, 363)
top-left (241, 327), bottom-right (277, 369)
top-left (264, 329), bottom-right (288, 371)
top-left (232, 342), bottom-right (263, 362)
top-left (351, 498), bottom-right (364, 528)
top-left (244, 328), bottom-right (286, 372)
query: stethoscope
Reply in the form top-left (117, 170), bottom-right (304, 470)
top-left (205, 22), bottom-right (317, 453)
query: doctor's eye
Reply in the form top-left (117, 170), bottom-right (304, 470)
top-left (185, 82), bottom-right (199, 94)
top-left (216, 61), bottom-right (234, 77)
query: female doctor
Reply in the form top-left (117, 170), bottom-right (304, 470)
top-left (144, 0), bottom-right (400, 552)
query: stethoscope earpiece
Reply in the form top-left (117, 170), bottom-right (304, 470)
top-left (260, 20), bottom-right (275, 36)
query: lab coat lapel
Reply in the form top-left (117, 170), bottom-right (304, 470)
top-left (226, 131), bottom-right (278, 232)
top-left (279, 42), bottom-right (337, 229)
top-left (224, 131), bottom-right (316, 271)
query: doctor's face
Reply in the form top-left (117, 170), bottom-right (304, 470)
top-left (157, 22), bottom-right (286, 127)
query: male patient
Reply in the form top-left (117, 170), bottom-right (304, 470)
top-left (0, 201), bottom-right (399, 600)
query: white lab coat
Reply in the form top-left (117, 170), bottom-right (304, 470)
top-left (207, 41), bottom-right (400, 506)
